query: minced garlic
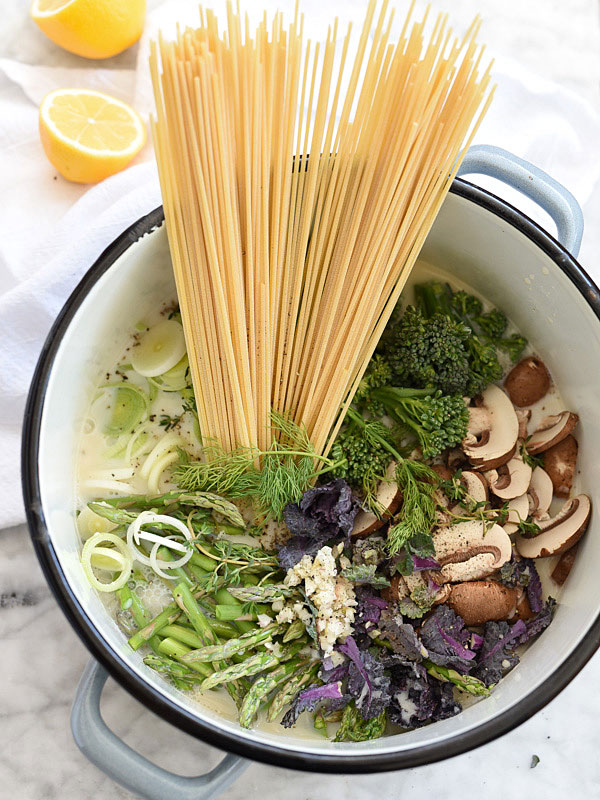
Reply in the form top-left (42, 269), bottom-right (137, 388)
top-left (277, 546), bottom-right (357, 655)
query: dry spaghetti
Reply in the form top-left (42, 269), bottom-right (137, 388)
top-left (150, 0), bottom-right (493, 456)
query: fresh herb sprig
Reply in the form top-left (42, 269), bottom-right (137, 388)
top-left (175, 411), bottom-right (342, 519)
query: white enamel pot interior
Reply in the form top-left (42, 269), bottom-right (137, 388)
top-left (22, 181), bottom-right (600, 773)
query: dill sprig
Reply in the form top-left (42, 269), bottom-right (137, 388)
top-left (174, 411), bottom-right (341, 519)
top-left (386, 459), bottom-right (439, 557)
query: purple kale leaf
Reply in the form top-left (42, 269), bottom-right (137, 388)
top-left (513, 598), bottom-right (556, 644)
top-left (378, 607), bottom-right (427, 662)
top-left (281, 681), bottom-right (344, 728)
top-left (472, 620), bottom-right (524, 687)
top-left (419, 605), bottom-right (476, 671)
top-left (388, 662), bottom-right (461, 729)
top-left (499, 556), bottom-right (543, 613)
top-left (353, 588), bottom-right (387, 647)
top-left (412, 555), bottom-right (441, 571)
top-left (338, 635), bottom-right (391, 720)
top-left (279, 479), bottom-right (359, 569)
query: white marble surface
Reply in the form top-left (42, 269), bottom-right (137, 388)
top-left (4, 2), bottom-right (600, 799)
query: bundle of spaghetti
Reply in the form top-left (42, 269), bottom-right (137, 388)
top-left (150, 0), bottom-right (494, 457)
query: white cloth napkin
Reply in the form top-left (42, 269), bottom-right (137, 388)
top-left (2, 1), bottom-right (600, 529)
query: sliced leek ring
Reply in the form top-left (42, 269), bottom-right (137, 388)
top-left (104, 384), bottom-right (148, 436)
top-left (131, 319), bottom-right (186, 378)
top-left (81, 532), bottom-right (132, 592)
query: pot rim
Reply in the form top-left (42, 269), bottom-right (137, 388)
top-left (21, 179), bottom-right (600, 773)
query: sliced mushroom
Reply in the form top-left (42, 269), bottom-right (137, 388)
top-left (445, 580), bottom-right (521, 626)
top-left (484, 450), bottom-right (532, 500)
top-left (516, 494), bottom-right (591, 558)
top-left (516, 408), bottom-right (531, 440)
top-left (527, 466), bottom-right (553, 520)
top-left (504, 356), bottom-right (551, 407)
top-left (460, 471), bottom-right (489, 504)
top-left (462, 385), bottom-right (519, 470)
top-left (544, 434), bottom-right (578, 498)
top-left (433, 520), bottom-right (512, 583)
top-left (551, 544), bottom-right (579, 586)
top-left (352, 462), bottom-right (400, 538)
top-left (527, 411), bottom-right (579, 454)
top-left (503, 493), bottom-right (530, 535)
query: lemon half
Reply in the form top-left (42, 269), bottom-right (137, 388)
top-left (39, 88), bottom-right (146, 183)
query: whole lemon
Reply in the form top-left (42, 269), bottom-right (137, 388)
top-left (31, 0), bottom-right (146, 60)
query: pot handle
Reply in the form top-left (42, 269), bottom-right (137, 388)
top-left (71, 660), bottom-right (248, 800)
top-left (458, 144), bottom-right (584, 258)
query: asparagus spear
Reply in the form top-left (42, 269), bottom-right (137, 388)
top-left (128, 603), bottom-right (181, 650)
top-left (424, 661), bottom-right (491, 697)
top-left (267, 661), bottom-right (320, 722)
top-left (173, 581), bottom-right (217, 646)
top-left (118, 585), bottom-right (161, 653)
top-left (227, 585), bottom-right (295, 604)
top-left (89, 492), bottom-right (245, 528)
top-left (239, 658), bottom-right (308, 728)
top-left (157, 637), bottom-right (212, 678)
top-left (183, 624), bottom-right (281, 663)
top-left (198, 651), bottom-right (281, 691)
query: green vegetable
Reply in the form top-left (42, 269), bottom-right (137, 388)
top-left (183, 624), bottom-right (280, 663)
top-left (198, 651), bottom-right (281, 691)
top-left (412, 281), bottom-right (526, 393)
top-left (341, 563), bottom-right (390, 588)
top-left (128, 603), bottom-right (181, 650)
top-left (314, 710), bottom-right (328, 736)
top-left (174, 411), bottom-right (342, 519)
top-left (334, 702), bottom-right (387, 742)
top-left (383, 304), bottom-right (475, 396)
top-left (370, 385), bottom-right (469, 459)
top-left (173, 582), bottom-right (217, 646)
top-left (267, 662), bottom-right (320, 722)
top-left (530, 754), bottom-right (540, 769)
top-left (239, 658), bottom-right (307, 728)
top-left (330, 412), bottom-right (403, 506)
top-left (157, 637), bottom-right (212, 678)
top-left (227, 585), bottom-right (295, 604)
top-left (386, 459), bottom-right (439, 558)
top-left (104, 384), bottom-right (149, 436)
top-left (424, 661), bottom-right (491, 696)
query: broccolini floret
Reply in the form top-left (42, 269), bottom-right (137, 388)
top-left (383, 306), bottom-right (473, 396)
top-left (330, 414), bottom-right (398, 505)
top-left (371, 386), bottom-right (469, 459)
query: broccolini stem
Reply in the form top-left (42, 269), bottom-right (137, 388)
top-left (345, 407), bottom-right (403, 463)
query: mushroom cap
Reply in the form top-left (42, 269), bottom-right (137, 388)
top-left (543, 434), bottom-right (578, 498)
top-left (503, 493), bottom-right (530, 535)
top-left (433, 520), bottom-right (512, 582)
top-left (352, 461), bottom-right (401, 538)
top-left (462, 384), bottom-right (519, 470)
top-left (516, 494), bottom-right (591, 558)
top-left (551, 543), bottom-right (579, 586)
top-left (485, 450), bottom-right (532, 500)
top-left (504, 356), bottom-right (551, 407)
top-left (527, 466), bottom-right (554, 519)
top-left (527, 411), bottom-right (579, 454)
top-left (446, 580), bottom-right (520, 626)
